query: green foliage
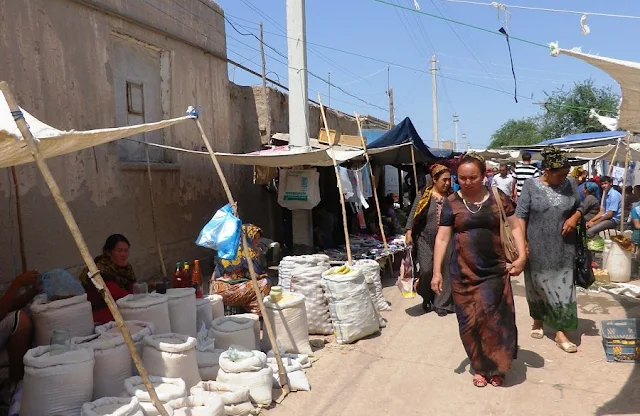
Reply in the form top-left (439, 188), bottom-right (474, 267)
top-left (490, 79), bottom-right (620, 148)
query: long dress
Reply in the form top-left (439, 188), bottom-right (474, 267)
top-left (440, 189), bottom-right (518, 376)
top-left (406, 189), bottom-right (454, 313)
top-left (516, 178), bottom-right (580, 331)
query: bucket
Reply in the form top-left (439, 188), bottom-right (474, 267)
top-left (605, 240), bottom-right (632, 283)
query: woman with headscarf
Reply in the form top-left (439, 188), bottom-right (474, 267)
top-left (582, 181), bottom-right (601, 222)
top-left (516, 146), bottom-right (582, 353)
top-left (211, 224), bottom-right (270, 315)
top-left (433, 153), bottom-right (527, 387)
top-left (405, 164), bottom-right (454, 315)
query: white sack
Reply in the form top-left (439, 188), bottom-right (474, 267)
top-left (95, 320), bottom-right (155, 375)
top-left (266, 350), bottom-right (310, 369)
top-left (210, 317), bottom-right (256, 351)
top-left (277, 168), bottom-right (321, 210)
top-left (31, 293), bottom-right (94, 346)
top-left (124, 376), bottom-right (185, 416)
top-left (166, 393), bottom-right (225, 416)
top-left (117, 294), bottom-right (171, 334)
top-left (166, 288), bottom-right (198, 337)
top-left (21, 345), bottom-right (95, 416)
top-left (142, 334), bottom-right (201, 390)
top-left (190, 382), bottom-right (255, 416)
top-left (81, 397), bottom-right (144, 416)
top-left (72, 334), bottom-right (133, 399)
top-left (353, 259), bottom-right (391, 311)
top-left (230, 313), bottom-right (260, 350)
top-left (196, 298), bottom-right (214, 329)
top-left (207, 294), bottom-right (225, 320)
top-left (262, 293), bottom-right (312, 355)
top-left (267, 360), bottom-right (310, 392)
top-left (321, 267), bottom-right (380, 344)
top-left (218, 350), bottom-right (266, 373)
top-left (216, 367), bottom-right (273, 406)
top-left (197, 349), bottom-right (224, 381)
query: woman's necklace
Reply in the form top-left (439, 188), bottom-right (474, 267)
top-left (460, 190), bottom-right (487, 214)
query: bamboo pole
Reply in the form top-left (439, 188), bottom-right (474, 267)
top-left (144, 140), bottom-right (167, 277)
top-left (318, 96), bottom-right (352, 265)
top-left (0, 82), bottom-right (169, 416)
top-left (10, 166), bottom-right (27, 272)
top-left (620, 132), bottom-right (631, 233)
top-left (410, 145), bottom-right (419, 198)
top-left (355, 113), bottom-right (388, 251)
top-left (193, 117), bottom-right (290, 399)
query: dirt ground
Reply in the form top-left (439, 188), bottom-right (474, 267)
top-left (265, 274), bottom-right (640, 416)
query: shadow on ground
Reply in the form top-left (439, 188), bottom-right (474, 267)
top-left (454, 348), bottom-right (544, 387)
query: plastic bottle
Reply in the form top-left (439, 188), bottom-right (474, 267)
top-left (191, 259), bottom-right (203, 298)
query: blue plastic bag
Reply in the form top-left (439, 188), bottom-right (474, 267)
top-left (40, 268), bottom-right (85, 300)
top-left (196, 204), bottom-right (242, 259)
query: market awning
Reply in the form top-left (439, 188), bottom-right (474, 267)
top-left (0, 91), bottom-right (195, 169)
top-left (552, 46), bottom-right (640, 133)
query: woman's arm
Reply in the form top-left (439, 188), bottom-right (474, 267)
top-left (431, 226), bottom-right (452, 294)
top-left (507, 215), bottom-right (527, 275)
top-left (405, 189), bottom-right (422, 245)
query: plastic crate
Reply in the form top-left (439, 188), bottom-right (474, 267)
top-left (600, 318), bottom-right (640, 363)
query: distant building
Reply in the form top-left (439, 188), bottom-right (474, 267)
top-left (441, 140), bottom-right (454, 150)
top-left (359, 114), bottom-right (391, 130)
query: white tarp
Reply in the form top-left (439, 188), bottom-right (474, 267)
top-left (552, 47), bottom-right (640, 133)
top-left (0, 91), bottom-right (194, 169)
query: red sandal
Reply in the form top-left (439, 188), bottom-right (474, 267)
top-left (489, 375), bottom-right (505, 387)
top-left (472, 374), bottom-right (487, 387)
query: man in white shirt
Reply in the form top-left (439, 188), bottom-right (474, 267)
top-left (492, 163), bottom-right (515, 198)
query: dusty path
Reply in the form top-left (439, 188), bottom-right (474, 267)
top-left (265, 274), bottom-right (640, 416)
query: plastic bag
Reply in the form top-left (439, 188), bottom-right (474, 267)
top-left (226, 345), bottom-right (255, 362)
top-left (277, 169), bottom-right (321, 210)
top-left (397, 250), bottom-right (416, 299)
top-left (196, 204), bottom-right (241, 259)
top-left (39, 268), bottom-right (85, 300)
top-left (196, 322), bottom-right (217, 352)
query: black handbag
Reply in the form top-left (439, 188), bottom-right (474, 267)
top-left (575, 216), bottom-right (595, 289)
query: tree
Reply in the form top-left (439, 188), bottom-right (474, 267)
top-left (489, 79), bottom-right (620, 148)
top-left (488, 117), bottom-right (543, 148)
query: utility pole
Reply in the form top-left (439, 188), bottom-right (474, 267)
top-left (259, 22), bottom-right (271, 143)
top-left (388, 87), bottom-right (394, 129)
top-left (431, 54), bottom-right (439, 148)
top-left (328, 72), bottom-right (331, 107)
top-left (286, 0), bottom-right (309, 148)
top-left (462, 133), bottom-right (469, 151)
top-left (453, 113), bottom-right (459, 151)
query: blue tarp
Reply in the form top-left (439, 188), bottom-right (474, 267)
top-left (361, 129), bottom-right (387, 145)
top-left (367, 117), bottom-right (454, 165)
top-left (536, 130), bottom-right (627, 147)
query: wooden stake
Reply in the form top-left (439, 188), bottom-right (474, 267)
top-left (193, 118), bottom-right (290, 398)
top-left (144, 140), bottom-right (167, 277)
top-left (620, 132), bottom-right (631, 234)
top-left (410, 145), bottom-right (419, 198)
top-left (355, 113), bottom-right (388, 250)
top-left (0, 82), bottom-right (169, 416)
top-left (10, 166), bottom-right (27, 272)
top-left (318, 96), bottom-right (352, 265)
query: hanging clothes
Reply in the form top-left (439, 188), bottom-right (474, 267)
top-left (337, 166), bottom-right (355, 200)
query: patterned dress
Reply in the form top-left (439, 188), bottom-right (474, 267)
top-left (516, 178), bottom-right (581, 331)
top-left (440, 189), bottom-right (518, 376)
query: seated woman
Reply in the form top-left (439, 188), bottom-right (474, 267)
top-left (79, 234), bottom-right (136, 324)
top-left (211, 224), bottom-right (270, 316)
top-left (582, 182), bottom-right (601, 223)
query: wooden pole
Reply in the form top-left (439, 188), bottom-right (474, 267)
top-left (10, 166), bottom-right (27, 272)
top-left (144, 140), bottom-right (167, 277)
top-left (410, 145), bottom-right (419, 198)
top-left (193, 118), bottom-right (290, 398)
top-left (620, 132), bottom-right (631, 233)
top-left (259, 22), bottom-right (271, 143)
top-left (318, 96), bottom-right (352, 265)
top-left (0, 82), bottom-right (169, 416)
top-left (355, 113), bottom-right (388, 250)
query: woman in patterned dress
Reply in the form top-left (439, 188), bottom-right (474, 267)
top-left (405, 163), bottom-right (454, 315)
top-left (516, 146), bottom-right (582, 353)
top-left (432, 153), bottom-right (527, 387)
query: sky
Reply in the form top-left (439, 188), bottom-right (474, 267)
top-left (215, 0), bottom-right (640, 149)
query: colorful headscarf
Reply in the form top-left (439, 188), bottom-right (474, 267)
top-left (585, 181), bottom-right (599, 195)
top-left (464, 151), bottom-right (486, 164)
top-left (570, 167), bottom-right (585, 178)
top-left (415, 164), bottom-right (450, 217)
top-left (541, 145), bottom-right (569, 170)
top-left (217, 224), bottom-right (263, 277)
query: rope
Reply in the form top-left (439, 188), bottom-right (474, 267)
top-left (11, 110), bottom-right (24, 121)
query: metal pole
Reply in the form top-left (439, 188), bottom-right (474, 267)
top-left (453, 113), bottom-right (459, 152)
top-left (328, 72), bottom-right (331, 107)
top-left (388, 87), bottom-right (394, 128)
top-left (431, 54), bottom-right (439, 148)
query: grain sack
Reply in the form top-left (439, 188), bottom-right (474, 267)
top-left (196, 298), bottom-right (214, 329)
top-left (95, 320), bottom-right (154, 374)
top-left (266, 350), bottom-right (311, 369)
top-left (210, 317), bottom-right (256, 351)
top-left (124, 376), bottom-right (186, 416)
top-left (218, 349), bottom-right (267, 373)
top-left (216, 367), bottom-right (273, 406)
top-left (166, 288), bottom-right (198, 337)
top-left (190, 382), bottom-right (254, 416)
top-left (197, 349), bottom-right (224, 381)
top-left (142, 334), bottom-right (201, 390)
top-left (72, 334), bottom-right (133, 399)
top-left (166, 393), bottom-right (224, 416)
top-left (31, 293), bottom-right (94, 346)
top-left (81, 397), bottom-right (144, 416)
top-left (277, 255), bottom-right (329, 293)
top-left (208, 294), bottom-right (225, 320)
top-left (117, 294), bottom-right (171, 334)
top-left (262, 293), bottom-right (312, 355)
top-left (230, 313), bottom-right (260, 350)
top-left (290, 263), bottom-right (333, 335)
top-left (21, 345), bottom-right (94, 416)
top-left (353, 259), bottom-right (391, 311)
top-left (267, 360), bottom-right (310, 392)
top-left (322, 266), bottom-right (380, 344)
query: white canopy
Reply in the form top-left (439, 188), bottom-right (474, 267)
top-left (552, 46), bottom-right (640, 133)
top-left (0, 91), bottom-right (195, 169)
